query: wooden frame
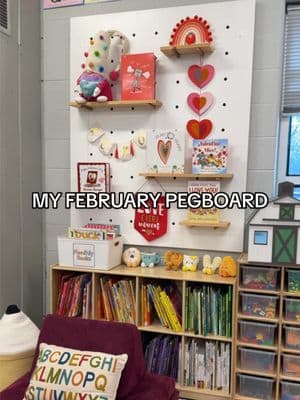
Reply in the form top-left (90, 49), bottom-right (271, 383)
top-left (50, 263), bottom-right (236, 400)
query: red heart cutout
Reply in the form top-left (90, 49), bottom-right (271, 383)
top-left (186, 119), bottom-right (213, 139)
top-left (188, 65), bottom-right (215, 89)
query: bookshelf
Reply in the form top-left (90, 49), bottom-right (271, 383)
top-left (233, 254), bottom-right (300, 400)
top-left (50, 263), bottom-right (236, 400)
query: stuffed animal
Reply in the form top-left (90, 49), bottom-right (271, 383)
top-left (141, 252), bottom-right (161, 267)
top-left (122, 247), bottom-right (141, 268)
top-left (164, 251), bottom-right (183, 271)
top-left (75, 30), bottom-right (129, 104)
top-left (202, 255), bottom-right (222, 275)
top-left (219, 256), bottom-right (237, 277)
top-left (182, 255), bottom-right (199, 272)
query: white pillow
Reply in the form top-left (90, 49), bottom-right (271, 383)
top-left (23, 343), bottom-right (128, 400)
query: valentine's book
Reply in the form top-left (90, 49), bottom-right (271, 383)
top-left (192, 139), bottom-right (228, 174)
top-left (187, 181), bottom-right (220, 222)
top-left (146, 129), bottom-right (185, 173)
top-left (121, 53), bottom-right (156, 101)
top-left (77, 162), bottom-right (110, 193)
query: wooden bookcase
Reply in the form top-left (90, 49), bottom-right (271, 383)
top-left (50, 263), bottom-right (237, 400)
top-left (233, 254), bottom-right (300, 400)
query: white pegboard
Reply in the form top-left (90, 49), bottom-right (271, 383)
top-left (70, 0), bottom-right (255, 252)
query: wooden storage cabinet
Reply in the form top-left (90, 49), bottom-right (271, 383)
top-left (50, 264), bottom-right (236, 400)
top-left (234, 254), bottom-right (300, 400)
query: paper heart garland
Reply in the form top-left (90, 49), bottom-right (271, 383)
top-left (186, 119), bottom-right (213, 140)
top-left (157, 140), bottom-right (172, 165)
top-left (188, 64), bottom-right (215, 89)
top-left (187, 92), bottom-right (214, 115)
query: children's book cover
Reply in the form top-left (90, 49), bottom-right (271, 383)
top-left (192, 139), bottom-right (228, 174)
top-left (146, 129), bottom-right (185, 173)
top-left (121, 53), bottom-right (156, 100)
top-left (187, 181), bottom-right (220, 221)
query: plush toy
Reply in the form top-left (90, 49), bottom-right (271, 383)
top-left (75, 30), bottom-right (129, 104)
top-left (122, 247), bottom-right (141, 268)
top-left (164, 251), bottom-right (183, 271)
top-left (141, 252), bottom-right (161, 267)
top-left (219, 256), bottom-right (237, 277)
top-left (182, 255), bottom-right (199, 272)
top-left (202, 255), bottom-right (222, 275)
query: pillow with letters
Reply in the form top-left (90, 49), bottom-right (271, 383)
top-left (23, 343), bottom-right (128, 400)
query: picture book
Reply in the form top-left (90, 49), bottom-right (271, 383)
top-left (187, 181), bottom-right (220, 221)
top-left (77, 162), bottom-right (110, 193)
top-left (121, 53), bottom-right (156, 100)
top-left (192, 139), bottom-right (228, 174)
top-left (146, 129), bottom-right (185, 173)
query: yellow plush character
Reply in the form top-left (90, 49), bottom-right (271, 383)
top-left (182, 255), bottom-right (199, 272)
top-left (164, 251), bottom-right (184, 271)
top-left (202, 255), bottom-right (222, 275)
top-left (219, 256), bottom-right (237, 277)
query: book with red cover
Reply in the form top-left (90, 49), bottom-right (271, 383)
top-left (121, 53), bottom-right (156, 100)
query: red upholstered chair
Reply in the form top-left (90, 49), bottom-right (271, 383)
top-left (0, 315), bottom-right (179, 400)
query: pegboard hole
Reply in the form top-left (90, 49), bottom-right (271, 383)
top-left (132, 33), bottom-right (136, 37)
top-left (111, 59), bottom-right (114, 63)
top-left (111, 83), bottom-right (114, 87)
top-left (131, 130), bottom-right (135, 134)
top-left (225, 51), bottom-right (229, 56)
top-left (131, 107), bottom-right (135, 111)
top-left (110, 175), bottom-right (113, 179)
top-left (110, 153), bottom-right (114, 157)
top-left (130, 220), bottom-right (133, 224)
top-left (221, 128), bottom-right (225, 132)
top-left (130, 176), bottom-right (134, 179)
top-left (89, 218), bottom-right (93, 222)
top-left (175, 105), bottom-right (179, 109)
top-left (224, 77), bottom-right (228, 81)
top-left (109, 219), bottom-right (113, 223)
top-left (89, 153), bottom-right (93, 156)
top-left (154, 31), bottom-right (158, 35)
top-left (110, 130), bottom-right (114, 134)
top-left (110, 107), bottom-right (114, 111)
top-left (172, 222), bottom-right (176, 226)
top-left (176, 80), bottom-right (180, 84)
top-left (222, 103), bottom-right (227, 107)
top-left (226, 25), bottom-right (230, 29)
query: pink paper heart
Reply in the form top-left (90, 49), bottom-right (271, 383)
top-left (187, 92), bottom-right (214, 115)
top-left (188, 64), bottom-right (215, 89)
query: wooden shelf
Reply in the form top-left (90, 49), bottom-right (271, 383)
top-left (283, 291), bottom-right (300, 298)
top-left (236, 368), bottom-right (277, 379)
top-left (281, 347), bottom-right (300, 355)
top-left (236, 341), bottom-right (278, 352)
top-left (160, 43), bottom-right (214, 57)
top-left (69, 99), bottom-right (162, 110)
top-left (238, 313), bottom-right (279, 324)
top-left (279, 374), bottom-right (300, 383)
top-left (179, 220), bottom-right (231, 229)
top-left (238, 287), bottom-right (280, 295)
top-left (139, 172), bottom-right (233, 180)
top-left (176, 385), bottom-right (230, 399)
top-left (282, 319), bottom-right (300, 326)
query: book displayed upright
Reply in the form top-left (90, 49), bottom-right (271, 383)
top-left (187, 181), bottom-right (220, 221)
top-left (192, 139), bottom-right (228, 174)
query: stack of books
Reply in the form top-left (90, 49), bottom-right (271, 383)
top-left (98, 277), bottom-right (136, 323)
top-left (56, 273), bottom-right (92, 318)
top-left (144, 335), bottom-right (181, 381)
top-left (185, 284), bottom-right (232, 337)
top-left (184, 340), bottom-right (230, 391)
top-left (141, 282), bottom-right (182, 332)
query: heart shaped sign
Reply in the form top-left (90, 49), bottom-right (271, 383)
top-left (186, 119), bottom-right (213, 140)
top-left (188, 64), bottom-right (215, 89)
top-left (157, 140), bottom-right (172, 165)
top-left (187, 92), bottom-right (214, 115)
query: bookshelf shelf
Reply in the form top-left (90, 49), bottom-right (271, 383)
top-left (139, 172), bottom-right (234, 180)
top-left (50, 263), bottom-right (236, 400)
top-left (69, 99), bottom-right (162, 110)
top-left (282, 291), bottom-right (300, 298)
top-left (179, 220), bottom-right (231, 229)
top-left (160, 43), bottom-right (214, 57)
top-left (234, 254), bottom-right (300, 400)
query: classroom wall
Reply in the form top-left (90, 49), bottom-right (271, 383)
top-left (43, 0), bottom-right (285, 311)
top-left (0, 0), bottom-right (42, 323)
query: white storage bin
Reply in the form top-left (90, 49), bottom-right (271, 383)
top-left (239, 347), bottom-right (275, 373)
top-left (57, 235), bottom-right (124, 270)
top-left (238, 374), bottom-right (274, 400)
top-left (282, 353), bottom-right (300, 377)
top-left (281, 381), bottom-right (300, 400)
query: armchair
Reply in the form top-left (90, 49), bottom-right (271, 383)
top-left (0, 315), bottom-right (179, 400)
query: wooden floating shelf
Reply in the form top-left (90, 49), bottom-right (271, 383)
top-left (179, 220), bottom-right (230, 229)
top-left (69, 99), bottom-right (162, 110)
top-left (139, 172), bottom-right (233, 180)
top-left (160, 43), bottom-right (214, 57)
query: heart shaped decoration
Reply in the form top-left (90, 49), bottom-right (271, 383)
top-left (157, 140), bottom-right (172, 165)
top-left (188, 64), bottom-right (215, 89)
top-left (186, 119), bottom-right (213, 139)
top-left (187, 92), bottom-right (214, 115)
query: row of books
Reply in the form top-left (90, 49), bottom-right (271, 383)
top-left (185, 284), bottom-right (232, 337)
top-left (98, 277), bottom-right (136, 324)
top-left (56, 273), bottom-right (92, 318)
top-left (144, 335), bottom-right (180, 381)
top-left (141, 282), bottom-right (182, 332)
top-left (184, 340), bottom-right (230, 391)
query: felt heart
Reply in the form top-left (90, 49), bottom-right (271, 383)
top-left (157, 140), bottom-right (172, 165)
top-left (188, 64), bottom-right (215, 89)
top-left (187, 92), bottom-right (214, 115)
top-left (186, 119), bottom-right (213, 139)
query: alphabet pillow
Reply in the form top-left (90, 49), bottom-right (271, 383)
top-left (23, 343), bottom-right (128, 400)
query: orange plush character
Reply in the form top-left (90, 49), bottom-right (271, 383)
top-left (164, 251), bottom-right (184, 271)
top-left (219, 256), bottom-right (237, 277)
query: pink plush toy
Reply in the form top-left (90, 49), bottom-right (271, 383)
top-left (75, 30), bottom-right (129, 104)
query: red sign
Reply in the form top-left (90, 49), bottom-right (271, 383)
top-left (134, 196), bottom-right (168, 241)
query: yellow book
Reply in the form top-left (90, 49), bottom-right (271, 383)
top-left (150, 285), bottom-right (169, 327)
top-left (160, 291), bottom-right (182, 332)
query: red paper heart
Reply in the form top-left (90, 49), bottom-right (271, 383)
top-left (186, 119), bottom-right (213, 139)
top-left (188, 65), bottom-right (215, 89)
